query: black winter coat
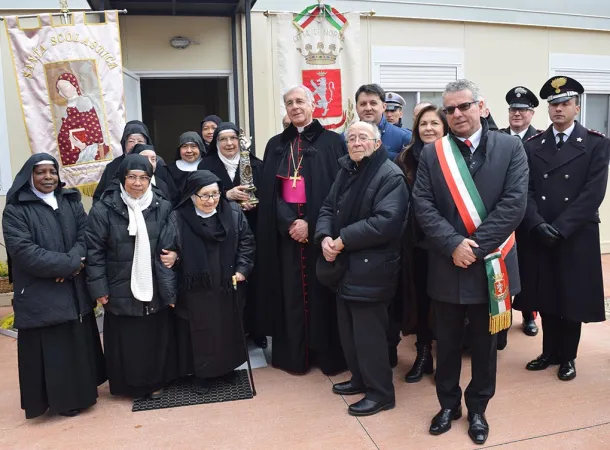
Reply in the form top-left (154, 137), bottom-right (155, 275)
top-left (85, 188), bottom-right (178, 316)
top-left (315, 154), bottom-right (409, 302)
top-left (174, 201), bottom-right (255, 279)
top-left (413, 130), bottom-right (529, 304)
top-left (2, 189), bottom-right (94, 329)
top-left (513, 122), bottom-right (610, 322)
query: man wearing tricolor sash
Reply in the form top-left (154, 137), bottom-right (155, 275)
top-left (413, 80), bottom-right (529, 445)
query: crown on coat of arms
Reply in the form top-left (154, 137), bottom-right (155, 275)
top-left (296, 42), bottom-right (342, 65)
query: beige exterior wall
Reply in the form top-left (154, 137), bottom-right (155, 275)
top-left (1, 13), bottom-right (609, 254)
top-left (119, 16), bottom-right (232, 72)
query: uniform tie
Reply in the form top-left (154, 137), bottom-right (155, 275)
top-left (556, 132), bottom-right (566, 149)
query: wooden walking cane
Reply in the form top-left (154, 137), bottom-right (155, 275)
top-left (232, 275), bottom-right (257, 396)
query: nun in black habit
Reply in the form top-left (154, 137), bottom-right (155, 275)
top-left (131, 143), bottom-right (178, 202)
top-left (167, 132), bottom-right (205, 198)
top-left (174, 170), bottom-right (255, 393)
top-left (200, 114), bottom-right (222, 154)
top-left (198, 122), bottom-right (265, 345)
top-left (86, 155), bottom-right (179, 399)
top-left (2, 154), bottom-right (105, 419)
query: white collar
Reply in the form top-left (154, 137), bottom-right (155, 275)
top-left (455, 125), bottom-right (483, 152)
top-left (176, 158), bottom-right (201, 172)
top-left (194, 204), bottom-right (217, 218)
top-left (553, 122), bottom-right (576, 139)
top-left (29, 176), bottom-right (58, 210)
top-left (296, 120), bottom-right (313, 134)
top-left (510, 128), bottom-right (528, 140)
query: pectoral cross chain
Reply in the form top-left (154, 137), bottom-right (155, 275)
top-left (290, 171), bottom-right (302, 188)
top-left (289, 142), bottom-right (304, 189)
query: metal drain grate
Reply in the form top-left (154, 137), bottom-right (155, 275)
top-left (132, 370), bottom-right (254, 412)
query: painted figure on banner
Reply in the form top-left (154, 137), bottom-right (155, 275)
top-left (277, 3), bottom-right (361, 133)
top-left (5, 10), bottom-right (125, 193)
top-left (47, 62), bottom-right (110, 166)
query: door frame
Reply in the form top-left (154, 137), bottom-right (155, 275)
top-left (123, 68), bottom-right (142, 122)
top-left (133, 70), bottom-right (235, 123)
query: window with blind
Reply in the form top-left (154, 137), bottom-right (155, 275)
top-left (372, 46), bottom-right (464, 129)
top-left (550, 54), bottom-right (610, 136)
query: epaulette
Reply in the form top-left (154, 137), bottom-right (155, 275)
top-left (587, 128), bottom-right (606, 137)
top-left (525, 130), bottom-right (544, 142)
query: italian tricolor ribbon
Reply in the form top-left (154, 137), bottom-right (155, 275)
top-left (435, 136), bottom-right (514, 334)
top-left (293, 4), bottom-right (349, 33)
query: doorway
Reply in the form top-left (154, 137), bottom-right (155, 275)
top-left (140, 77), bottom-right (229, 163)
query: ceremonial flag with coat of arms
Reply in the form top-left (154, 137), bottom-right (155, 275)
top-left (276, 3), bottom-right (362, 132)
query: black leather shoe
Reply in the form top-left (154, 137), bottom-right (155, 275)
top-left (558, 360), bottom-right (576, 381)
top-left (332, 380), bottom-right (366, 396)
top-left (192, 378), bottom-right (211, 395)
top-left (468, 412), bottom-right (489, 445)
top-left (522, 320), bottom-right (539, 337)
top-left (526, 353), bottom-right (559, 371)
top-left (405, 342), bottom-right (433, 383)
top-left (429, 406), bottom-right (462, 435)
top-left (348, 398), bottom-right (395, 416)
top-left (149, 388), bottom-right (165, 400)
top-left (59, 409), bottom-right (80, 417)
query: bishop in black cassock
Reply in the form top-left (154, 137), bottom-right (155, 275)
top-left (255, 117), bottom-right (347, 375)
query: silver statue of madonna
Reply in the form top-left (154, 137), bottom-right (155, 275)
top-left (238, 128), bottom-right (259, 206)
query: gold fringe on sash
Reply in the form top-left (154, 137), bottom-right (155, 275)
top-left (489, 310), bottom-right (511, 334)
top-left (75, 182), bottom-right (98, 197)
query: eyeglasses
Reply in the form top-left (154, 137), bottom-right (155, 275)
top-left (508, 107), bottom-right (533, 114)
top-left (442, 101), bottom-right (478, 115)
top-left (218, 136), bottom-right (239, 144)
top-left (347, 135), bottom-right (377, 144)
top-left (125, 175), bottom-right (151, 183)
top-left (194, 192), bottom-right (221, 201)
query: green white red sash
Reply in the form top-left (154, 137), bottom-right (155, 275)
top-left (435, 136), bottom-right (514, 334)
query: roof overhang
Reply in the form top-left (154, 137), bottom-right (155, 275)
top-left (87, 0), bottom-right (256, 17)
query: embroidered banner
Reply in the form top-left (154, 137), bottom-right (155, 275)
top-left (5, 11), bottom-right (125, 194)
top-left (276, 3), bottom-right (362, 132)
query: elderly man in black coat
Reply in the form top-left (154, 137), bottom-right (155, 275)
top-left (315, 121), bottom-right (409, 417)
top-left (413, 79), bottom-right (528, 445)
top-left (514, 76), bottom-right (610, 382)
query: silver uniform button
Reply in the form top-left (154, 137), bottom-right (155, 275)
top-left (564, 174), bottom-right (570, 179)
top-left (541, 196), bottom-right (546, 200)
top-left (564, 197), bottom-right (569, 202)
top-left (364, 259), bottom-right (368, 263)
top-left (543, 174), bottom-right (548, 179)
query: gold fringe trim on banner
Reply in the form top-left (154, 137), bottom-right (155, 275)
top-left (75, 182), bottom-right (98, 198)
top-left (489, 310), bottom-right (511, 334)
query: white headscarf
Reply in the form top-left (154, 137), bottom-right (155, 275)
top-left (29, 161), bottom-right (58, 210)
top-left (217, 129), bottom-right (240, 181)
top-left (120, 181), bottom-right (154, 303)
top-left (176, 158), bottom-right (202, 172)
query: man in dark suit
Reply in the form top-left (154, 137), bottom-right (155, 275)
top-left (414, 79), bottom-right (529, 445)
top-left (513, 76), bottom-right (610, 382)
top-left (497, 86), bottom-right (541, 345)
